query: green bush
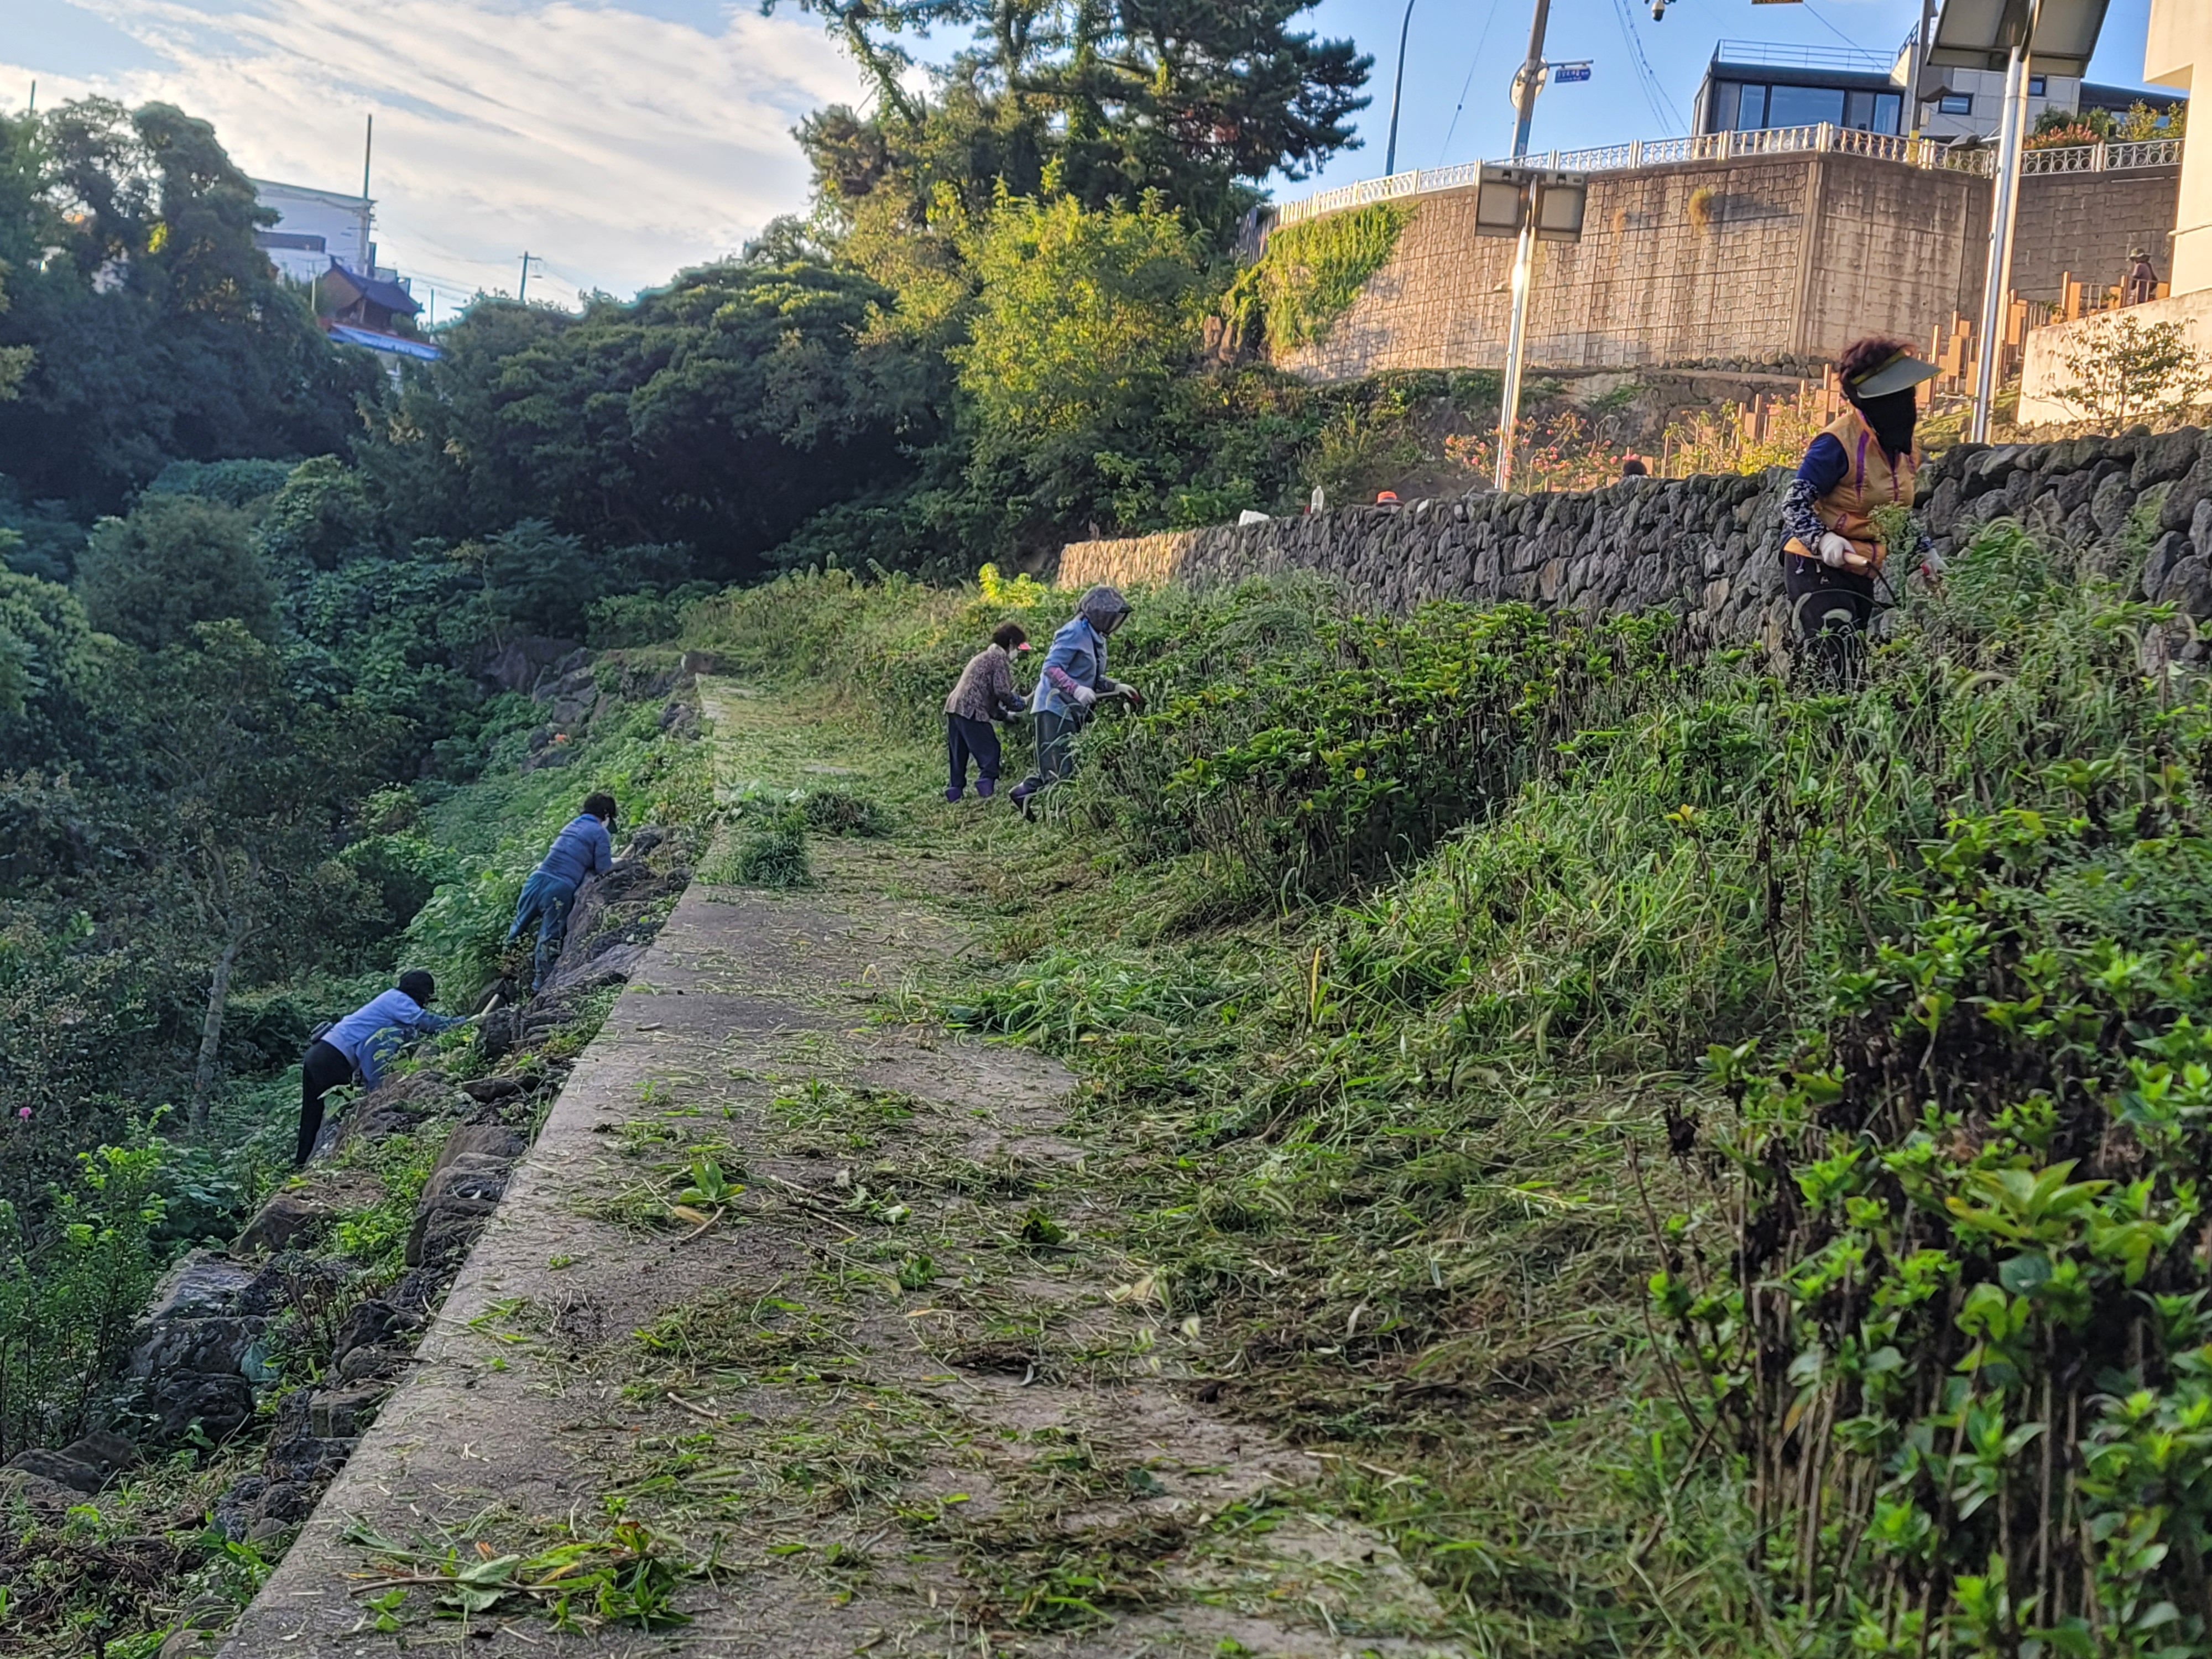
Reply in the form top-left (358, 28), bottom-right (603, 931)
top-left (76, 495), bottom-right (279, 653)
top-left (1098, 601), bottom-right (1678, 897)
top-left (0, 1135), bottom-right (166, 1460)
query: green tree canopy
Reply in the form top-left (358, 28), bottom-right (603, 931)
top-left (0, 571), bottom-right (109, 768)
top-left (365, 262), bottom-right (930, 572)
top-left (257, 455), bottom-right (382, 572)
top-left (784, 0), bottom-right (1370, 244)
top-left (0, 102), bottom-right (378, 513)
top-left (76, 494), bottom-right (277, 652)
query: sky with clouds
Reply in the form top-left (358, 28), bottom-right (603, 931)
top-left (0, 0), bottom-right (2165, 315)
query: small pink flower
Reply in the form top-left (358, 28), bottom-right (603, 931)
top-left (14, 1108), bottom-right (28, 1120)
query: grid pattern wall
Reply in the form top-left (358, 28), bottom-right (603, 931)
top-left (1275, 153), bottom-right (2139, 381)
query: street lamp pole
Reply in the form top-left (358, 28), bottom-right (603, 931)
top-left (1969, 1), bottom-right (2041, 442)
top-left (1494, 0), bottom-right (1553, 491)
top-left (1383, 0), bottom-right (1418, 177)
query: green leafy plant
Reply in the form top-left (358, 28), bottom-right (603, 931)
top-left (2052, 313), bottom-right (2211, 430)
top-left (342, 1515), bottom-right (698, 1632)
top-left (0, 1135), bottom-right (166, 1460)
top-left (896, 1254), bottom-right (936, 1291)
top-left (1101, 601), bottom-right (1681, 898)
top-left (1226, 203), bottom-right (1414, 357)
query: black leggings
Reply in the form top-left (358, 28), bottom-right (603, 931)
top-left (299, 1040), bottom-right (354, 1166)
top-left (1784, 555), bottom-right (1876, 686)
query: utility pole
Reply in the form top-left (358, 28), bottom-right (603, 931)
top-left (518, 252), bottom-right (542, 304)
top-left (1913, 0), bottom-right (1937, 133)
top-left (1494, 0), bottom-right (1553, 491)
top-left (1383, 0), bottom-right (1418, 176)
top-left (26, 81), bottom-right (34, 116)
top-left (362, 113), bottom-right (374, 199)
top-left (1969, 0), bottom-right (2041, 442)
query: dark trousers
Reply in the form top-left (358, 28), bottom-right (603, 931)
top-left (1785, 555), bottom-right (1875, 687)
top-left (1011, 709), bottom-right (1078, 802)
top-left (946, 714), bottom-right (1003, 799)
top-left (298, 1040), bottom-right (354, 1167)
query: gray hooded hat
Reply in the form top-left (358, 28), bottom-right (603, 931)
top-left (1077, 585), bottom-right (1131, 637)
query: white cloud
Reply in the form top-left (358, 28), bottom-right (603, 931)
top-left (0, 0), bottom-right (866, 310)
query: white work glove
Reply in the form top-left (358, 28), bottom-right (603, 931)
top-left (1817, 532), bottom-right (1860, 570)
top-left (1071, 685), bottom-right (1098, 709)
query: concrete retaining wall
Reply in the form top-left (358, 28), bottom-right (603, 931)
top-left (1060, 429), bottom-right (2212, 646)
top-left (2020, 291), bottom-right (2212, 428)
top-left (1274, 154), bottom-right (2177, 382)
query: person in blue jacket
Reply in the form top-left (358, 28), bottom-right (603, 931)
top-left (508, 792), bottom-right (617, 992)
top-left (297, 970), bottom-right (468, 1165)
top-left (1009, 586), bottom-right (1144, 812)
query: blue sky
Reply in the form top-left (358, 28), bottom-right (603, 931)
top-left (1296, 0), bottom-right (2159, 188)
top-left (0, 0), bottom-right (2164, 311)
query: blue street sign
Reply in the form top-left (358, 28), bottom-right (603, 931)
top-left (1551, 61), bottom-right (1593, 82)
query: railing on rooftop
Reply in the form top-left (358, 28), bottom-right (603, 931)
top-left (1709, 39), bottom-right (1901, 74)
top-left (1265, 128), bottom-right (2183, 231)
top-left (2020, 135), bottom-right (2184, 173)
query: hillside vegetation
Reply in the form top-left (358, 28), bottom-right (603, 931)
top-left (677, 510), bottom-right (2212, 1655)
top-left (3, 6), bottom-right (2208, 1654)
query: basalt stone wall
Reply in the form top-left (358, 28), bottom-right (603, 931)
top-left (1058, 427), bottom-right (2212, 646)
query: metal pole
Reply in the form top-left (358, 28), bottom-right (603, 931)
top-left (1494, 0), bottom-right (1552, 491)
top-left (1913, 0), bottom-right (1936, 134)
top-left (518, 252), bottom-right (530, 304)
top-left (362, 113), bottom-right (373, 199)
top-left (1384, 0), bottom-right (1418, 176)
top-left (1969, 25), bottom-right (2033, 442)
top-left (1495, 227), bottom-right (1541, 488)
top-left (1509, 0), bottom-right (1551, 163)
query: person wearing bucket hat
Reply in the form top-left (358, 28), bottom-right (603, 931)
top-left (1008, 585), bottom-right (1141, 813)
top-left (1781, 335), bottom-right (1941, 682)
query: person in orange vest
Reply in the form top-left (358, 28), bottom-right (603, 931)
top-left (1781, 336), bottom-right (1940, 681)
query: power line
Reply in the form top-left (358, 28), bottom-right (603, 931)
top-left (1437, 0), bottom-right (1507, 162)
top-left (1799, 0), bottom-right (1867, 50)
top-left (1608, 0), bottom-right (1686, 132)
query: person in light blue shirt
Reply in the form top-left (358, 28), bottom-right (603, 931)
top-left (1009, 586), bottom-right (1142, 812)
top-left (297, 970), bottom-right (468, 1165)
top-left (507, 791), bottom-right (617, 992)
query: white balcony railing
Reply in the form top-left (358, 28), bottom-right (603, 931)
top-left (1266, 129), bottom-right (2180, 231)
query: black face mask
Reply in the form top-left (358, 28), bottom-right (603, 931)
top-left (1854, 389), bottom-right (1917, 460)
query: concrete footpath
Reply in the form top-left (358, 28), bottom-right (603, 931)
top-left (220, 684), bottom-right (1462, 1659)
